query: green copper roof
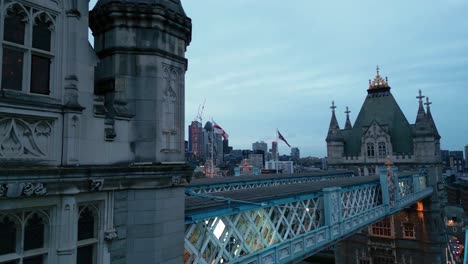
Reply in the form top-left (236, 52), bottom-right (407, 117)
top-left (344, 89), bottom-right (414, 155)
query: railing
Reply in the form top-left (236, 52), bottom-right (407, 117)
top-left (187, 171), bottom-right (353, 194)
top-left (184, 167), bottom-right (433, 264)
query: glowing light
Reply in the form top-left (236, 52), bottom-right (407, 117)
top-left (306, 208), bottom-right (310, 212)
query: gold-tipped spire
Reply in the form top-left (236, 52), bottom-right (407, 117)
top-left (369, 65), bottom-right (389, 89)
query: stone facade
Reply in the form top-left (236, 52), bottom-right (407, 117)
top-left (326, 68), bottom-right (446, 264)
top-left (0, 0), bottom-right (192, 263)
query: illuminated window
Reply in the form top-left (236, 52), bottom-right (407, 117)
top-left (402, 222), bottom-right (415, 238)
top-left (371, 217), bottom-right (392, 237)
top-left (1, 3), bottom-right (55, 95)
top-left (367, 143), bottom-right (375, 157)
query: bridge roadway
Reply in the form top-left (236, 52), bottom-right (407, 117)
top-left (186, 175), bottom-right (378, 218)
top-left (184, 169), bottom-right (432, 264)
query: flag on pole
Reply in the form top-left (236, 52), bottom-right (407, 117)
top-left (213, 120), bottom-right (229, 140)
top-left (277, 130), bottom-right (291, 147)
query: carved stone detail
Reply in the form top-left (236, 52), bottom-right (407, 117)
top-left (104, 228), bottom-right (118, 241)
top-left (171, 176), bottom-right (181, 186)
top-left (0, 183), bottom-right (47, 198)
top-left (0, 117), bottom-right (54, 160)
top-left (89, 179), bottom-right (104, 191)
top-left (161, 64), bottom-right (182, 153)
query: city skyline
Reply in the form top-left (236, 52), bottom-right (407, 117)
top-left (89, 0), bottom-right (468, 157)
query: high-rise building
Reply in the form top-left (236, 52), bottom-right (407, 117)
top-left (326, 67), bottom-right (445, 263)
top-left (252, 141), bottom-right (268, 161)
top-left (271, 141), bottom-right (278, 160)
top-left (465, 145), bottom-right (468, 168)
top-left (188, 121), bottom-right (204, 160)
top-left (291, 147), bottom-right (300, 161)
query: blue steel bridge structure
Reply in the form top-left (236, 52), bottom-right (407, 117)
top-left (184, 168), bottom-right (433, 264)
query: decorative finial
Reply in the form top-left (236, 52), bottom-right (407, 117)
top-left (345, 106), bottom-right (351, 116)
top-left (425, 97), bottom-right (432, 109)
top-left (385, 155), bottom-right (393, 167)
top-left (330, 101), bottom-right (336, 112)
top-left (369, 65), bottom-right (389, 89)
top-left (416, 89), bottom-right (425, 103)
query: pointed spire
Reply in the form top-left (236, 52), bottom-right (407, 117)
top-left (326, 101), bottom-right (343, 142)
top-left (425, 97), bottom-right (440, 139)
top-left (344, 106), bottom-right (352, 130)
top-left (415, 89), bottom-right (426, 123)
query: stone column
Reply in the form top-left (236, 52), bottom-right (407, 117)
top-left (56, 196), bottom-right (78, 263)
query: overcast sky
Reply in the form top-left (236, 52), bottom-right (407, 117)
top-left (89, 0), bottom-right (468, 157)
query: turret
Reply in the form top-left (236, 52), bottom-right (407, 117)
top-left (344, 106), bottom-right (352, 130)
top-left (89, 0), bottom-right (192, 163)
top-left (326, 101), bottom-right (344, 164)
top-left (412, 90), bottom-right (440, 163)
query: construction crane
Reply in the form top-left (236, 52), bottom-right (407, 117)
top-left (195, 99), bottom-right (206, 125)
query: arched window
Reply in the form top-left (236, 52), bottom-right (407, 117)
top-left (1, 3), bottom-right (28, 91)
top-left (0, 215), bottom-right (17, 255)
top-left (30, 13), bottom-right (54, 95)
top-left (367, 143), bottom-right (375, 157)
top-left (378, 142), bottom-right (387, 157)
top-left (1, 3), bottom-right (55, 95)
top-left (77, 205), bottom-right (98, 264)
top-left (0, 211), bottom-right (48, 264)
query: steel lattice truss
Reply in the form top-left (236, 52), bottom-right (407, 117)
top-left (341, 184), bottom-right (381, 219)
top-left (398, 177), bottom-right (413, 199)
top-left (184, 171), bottom-right (433, 264)
top-left (185, 197), bottom-right (323, 264)
top-left (189, 176), bottom-right (346, 194)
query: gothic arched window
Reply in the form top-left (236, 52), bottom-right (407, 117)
top-left (378, 142), bottom-right (387, 157)
top-left (0, 211), bottom-right (48, 264)
top-left (0, 216), bottom-right (17, 255)
top-left (77, 205), bottom-right (98, 264)
top-left (1, 3), bottom-right (55, 95)
top-left (367, 143), bottom-right (375, 157)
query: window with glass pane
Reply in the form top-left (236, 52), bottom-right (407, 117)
top-left (378, 142), bottom-right (386, 157)
top-left (30, 55), bottom-right (50, 95)
top-left (24, 213), bottom-right (45, 251)
top-left (2, 48), bottom-right (24, 91)
top-left (402, 223), bottom-right (415, 238)
top-left (33, 16), bottom-right (52, 51)
top-left (23, 255), bottom-right (43, 264)
top-left (371, 217), bottom-right (392, 237)
top-left (78, 207), bottom-right (95, 240)
top-left (4, 8), bottom-right (26, 44)
top-left (367, 143), bottom-right (375, 157)
top-left (0, 216), bottom-right (17, 255)
top-left (77, 206), bottom-right (97, 264)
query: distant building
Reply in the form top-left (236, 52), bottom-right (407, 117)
top-left (188, 121), bottom-right (205, 160)
top-left (248, 153), bottom-right (264, 170)
top-left (223, 139), bottom-right (232, 154)
top-left (291, 147), bottom-right (300, 161)
top-left (252, 141), bottom-right (268, 161)
top-left (449, 151), bottom-right (464, 173)
top-left (265, 160), bottom-right (294, 174)
top-left (271, 141), bottom-right (278, 160)
top-left (465, 145), bottom-right (468, 168)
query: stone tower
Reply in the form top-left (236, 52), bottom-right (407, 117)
top-left (326, 101), bottom-right (345, 164)
top-left (325, 67), bottom-right (446, 264)
top-left (90, 0), bottom-right (192, 163)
